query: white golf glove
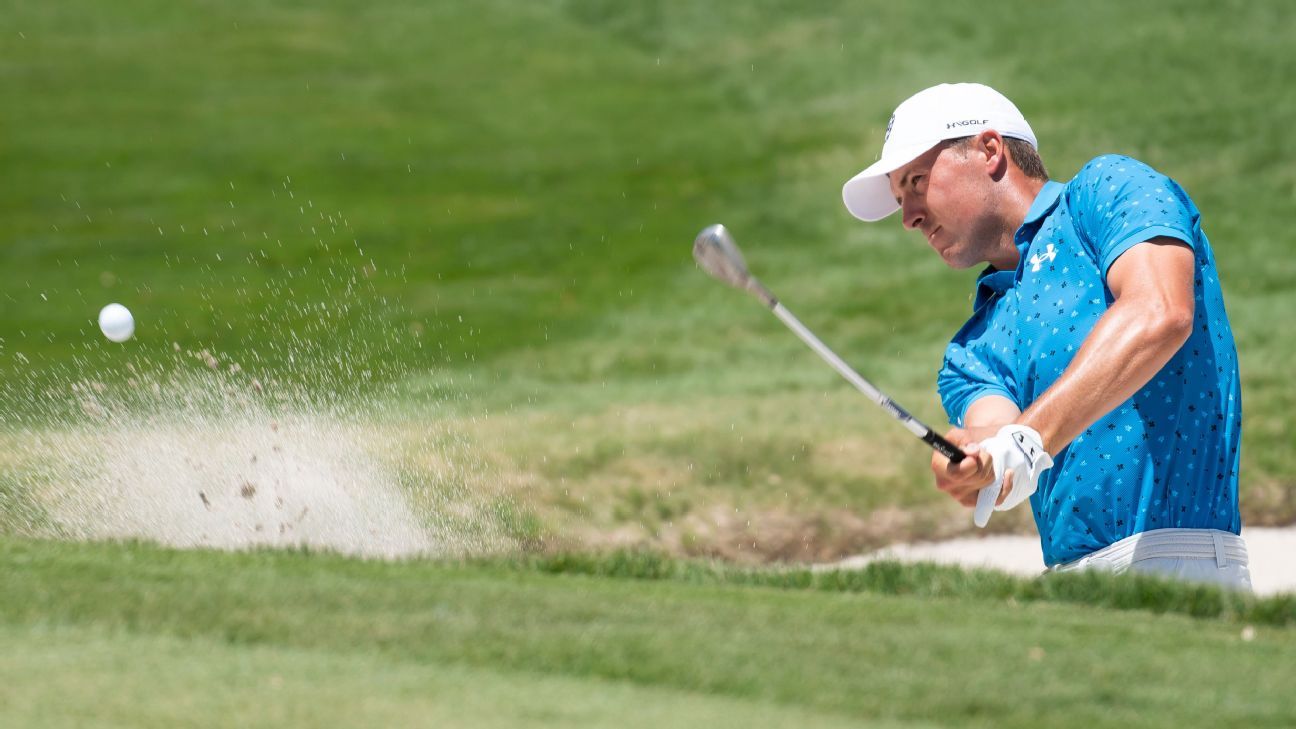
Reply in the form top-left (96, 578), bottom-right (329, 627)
top-left (973, 424), bottom-right (1054, 528)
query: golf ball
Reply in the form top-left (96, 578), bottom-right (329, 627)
top-left (98, 303), bottom-right (135, 343)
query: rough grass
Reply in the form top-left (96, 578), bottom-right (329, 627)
top-left (515, 548), bottom-right (1296, 627)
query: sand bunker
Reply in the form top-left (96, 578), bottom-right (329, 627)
top-left (6, 353), bottom-right (506, 559)
top-left (829, 527), bottom-right (1296, 596)
top-left (37, 413), bottom-right (438, 558)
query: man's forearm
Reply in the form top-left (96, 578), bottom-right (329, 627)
top-left (1018, 294), bottom-right (1192, 455)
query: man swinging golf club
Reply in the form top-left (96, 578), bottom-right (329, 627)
top-left (842, 83), bottom-right (1250, 589)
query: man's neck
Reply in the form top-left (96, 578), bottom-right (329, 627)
top-left (987, 176), bottom-right (1048, 271)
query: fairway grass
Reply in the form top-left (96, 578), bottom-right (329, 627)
top-left (2, 538), bottom-right (1295, 728)
top-left (0, 625), bottom-right (878, 729)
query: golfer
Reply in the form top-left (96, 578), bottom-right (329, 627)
top-left (842, 83), bottom-right (1249, 590)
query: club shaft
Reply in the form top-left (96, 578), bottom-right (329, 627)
top-left (770, 303), bottom-right (965, 463)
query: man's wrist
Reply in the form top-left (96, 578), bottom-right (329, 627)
top-left (1014, 414), bottom-right (1059, 456)
top-left (973, 423), bottom-right (1055, 526)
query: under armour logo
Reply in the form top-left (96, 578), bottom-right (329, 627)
top-left (1013, 431), bottom-right (1038, 459)
top-left (1029, 243), bottom-right (1057, 272)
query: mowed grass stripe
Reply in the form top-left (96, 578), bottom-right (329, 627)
top-left (2, 538), bottom-right (1294, 728)
top-left (0, 624), bottom-right (886, 729)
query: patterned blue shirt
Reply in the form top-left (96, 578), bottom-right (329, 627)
top-left (937, 155), bottom-right (1242, 566)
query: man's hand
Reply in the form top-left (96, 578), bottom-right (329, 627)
top-left (930, 427), bottom-right (1016, 508)
top-left (973, 424), bottom-right (1054, 526)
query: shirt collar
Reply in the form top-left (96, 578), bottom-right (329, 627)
top-left (974, 268), bottom-right (1015, 309)
top-left (1021, 180), bottom-right (1065, 227)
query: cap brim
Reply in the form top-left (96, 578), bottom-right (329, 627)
top-left (841, 141), bottom-right (939, 222)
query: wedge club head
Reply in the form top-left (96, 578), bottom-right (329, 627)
top-left (693, 224), bottom-right (777, 308)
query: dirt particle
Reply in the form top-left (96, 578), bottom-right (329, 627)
top-left (240, 482), bottom-right (257, 499)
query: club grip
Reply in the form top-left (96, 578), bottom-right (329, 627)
top-left (923, 430), bottom-right (967, 463)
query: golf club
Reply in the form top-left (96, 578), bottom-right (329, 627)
top-left (692, 222), bottom-right (971, 465)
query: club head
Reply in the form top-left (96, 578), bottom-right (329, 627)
top-left (693, 224), bottom-right (777, 307)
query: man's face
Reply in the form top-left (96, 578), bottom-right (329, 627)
top-left (887, 141), bottom-right (998, 269)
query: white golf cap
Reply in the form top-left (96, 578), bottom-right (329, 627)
top-left (842, 83), bottom-right (1037, 221)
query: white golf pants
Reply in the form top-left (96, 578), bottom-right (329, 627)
top-left (1051, 528), bottom-right (1252, 592)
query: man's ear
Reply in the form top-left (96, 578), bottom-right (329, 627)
top-left (978, 130), bottom-right (1008, 180)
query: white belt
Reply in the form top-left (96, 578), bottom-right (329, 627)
top-left (1055, 528), bottom-right (1248, 571)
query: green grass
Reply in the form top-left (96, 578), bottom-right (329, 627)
top-left (519, 549), bottom-right (1296, 627)
top-left (5, 5), bottom-right (1294, 725)
top-left (2, 538), bottom-right (1295, 728)
top-left (2, 625), bottom-right (884, 729)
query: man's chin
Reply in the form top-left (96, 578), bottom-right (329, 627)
top-left (937, 246), bottom-right (973, 269)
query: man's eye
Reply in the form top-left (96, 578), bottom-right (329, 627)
top-left (912, 175), bottom-right (924, 187)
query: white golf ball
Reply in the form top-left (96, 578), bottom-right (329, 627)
top-left (98, 303), bottom-right (135, 343)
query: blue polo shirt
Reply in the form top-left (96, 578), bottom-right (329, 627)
top-left (937, 155), bottom-right (1242, 566)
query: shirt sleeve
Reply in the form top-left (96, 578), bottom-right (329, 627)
top-left (937, 325), bottom-right (1019, 428)
top-left (1066, 155), bottom-right (1200, 279)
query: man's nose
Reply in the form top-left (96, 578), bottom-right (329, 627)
top-left (901, 198), bottom-right (925, 230)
